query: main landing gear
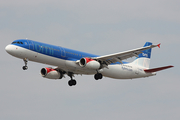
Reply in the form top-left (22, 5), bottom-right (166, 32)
top-left (67, 72), bottom-right (77, 86)
top-left (94, 73), bottom-right (103, 80)
top-left (22, 58), bottom-right (28, 70)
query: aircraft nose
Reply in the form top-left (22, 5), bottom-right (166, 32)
top-left (5, 45), bottom-right (12, 54)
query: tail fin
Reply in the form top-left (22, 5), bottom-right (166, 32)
top-left (132, 42), bottom-right (152, 68)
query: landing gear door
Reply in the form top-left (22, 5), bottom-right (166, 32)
top-left (27, 40), bottom-right (34, 50)
top-left (59, 46), bottom-right (66, 58)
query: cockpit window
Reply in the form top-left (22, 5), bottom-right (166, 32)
top-left (11, 41), bottom-right (23, 44)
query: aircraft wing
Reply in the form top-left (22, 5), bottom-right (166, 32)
top-left (93, 44), bottom-right (160, 65)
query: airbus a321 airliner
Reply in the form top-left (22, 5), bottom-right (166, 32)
top-left (5, 39), bottom-right (173, 86)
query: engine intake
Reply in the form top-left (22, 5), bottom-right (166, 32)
top-left (79, 58), bottom-right (100, 69)
top-left (41, 68), bottom-right (63, 79)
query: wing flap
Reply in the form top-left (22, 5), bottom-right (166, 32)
top-left (144, 65), bottom-right (174, 73)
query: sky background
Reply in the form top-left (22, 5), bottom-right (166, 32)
top-left (0, 0), bottom-right (179, 120)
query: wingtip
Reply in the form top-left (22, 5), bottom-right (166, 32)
top-left (157, 43), bottom-right (161, 48)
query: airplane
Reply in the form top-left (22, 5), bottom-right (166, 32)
top-left (5, 39), bottom-right (173, 86)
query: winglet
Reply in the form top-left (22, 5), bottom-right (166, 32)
top-left (157, 43), bottom-right (161, 48)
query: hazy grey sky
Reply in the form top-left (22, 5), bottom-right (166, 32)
top-left (0, 0), bottom-right (179, 120)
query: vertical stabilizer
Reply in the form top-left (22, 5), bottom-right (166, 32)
top-left (132, 42), bottom-right (152, 68)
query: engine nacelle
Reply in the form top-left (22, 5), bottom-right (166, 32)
top-left (79, 58), bottom-right (100, 69)
top-left (41, 68), bottom-right (63, 79)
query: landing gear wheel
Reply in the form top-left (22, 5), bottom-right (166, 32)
top-left (94, 74), bottom-right (99, 80)
top-left (67, 72), bottom-right (77, 86)
top-left (94, 73), bottom-right (103, 80)
top-left (22, 66), bottom-right (28, 70)
top-left (68, 80), bottom-right (77, 86)
top-left (23, 58), bottom-right (28, 70)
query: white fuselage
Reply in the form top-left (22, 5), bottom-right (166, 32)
top-left (6, 44), bottom-right (155, 79)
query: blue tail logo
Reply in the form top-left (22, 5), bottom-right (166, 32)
top-left (138, 42), bottom-right (152, 59)
top-left (132, 42), bottom-right (152, 68)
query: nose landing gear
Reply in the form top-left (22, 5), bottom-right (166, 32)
top-left (22, 58), bottom-right (28, 70)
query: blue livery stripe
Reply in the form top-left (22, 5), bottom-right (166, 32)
top-left (11, 39), bottom-right (130, 64)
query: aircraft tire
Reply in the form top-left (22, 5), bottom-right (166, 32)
top-left (94, 73), bottom-right (103, 80)
top-left (94, 74), bottom-right (99, 80)
top-left (98, 73), bottom-right (103, 79)
top-left (22, 66), bottom-right (28, 70)
top-left (68, 80), bottom-right (77, 86)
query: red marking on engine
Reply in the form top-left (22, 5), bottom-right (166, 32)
top-left (45, 68), bottom-right (55, 74)
top-left (84, 58), bottom-right (94, 63)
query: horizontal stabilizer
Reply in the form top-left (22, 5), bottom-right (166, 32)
top-left (144, 65), bottom-right (174, 73)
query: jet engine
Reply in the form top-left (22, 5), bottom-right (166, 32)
top-left (79, 57), bottom-right (100, 69)
top-left (40, 68), bottom-right (63, 79)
